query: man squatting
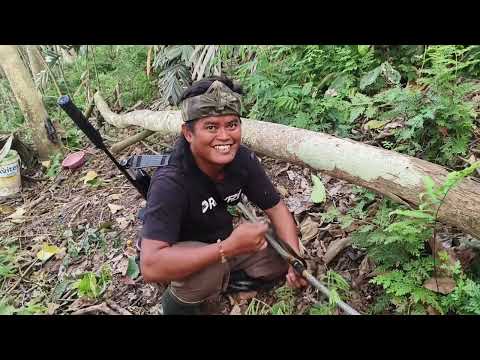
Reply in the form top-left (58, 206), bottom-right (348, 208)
top-left (139, 76), bottom-right (307, 315)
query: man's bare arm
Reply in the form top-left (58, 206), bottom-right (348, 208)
top-left (265, 200), bottom-right (307, 288)
top-left (140, 239), bottom-right (222, 283)
top-left (140, 222), bottom-right (269, 283)
top-left (264, 200), bottom-right (300, 253)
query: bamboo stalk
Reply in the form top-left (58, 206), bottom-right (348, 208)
top-left (110, 129), bottom-right (154, 154)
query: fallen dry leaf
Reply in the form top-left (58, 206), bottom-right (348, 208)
top-left (115, 216), bottom-right (130, 230)
top-left (327, 182), bottom-right (344, 197)
top-left (423, 277), bottom-right (456, 295)
top-left (299, 216), bottom-right (318, 245)
top-left (300, 176), bottom-right (310, 190)
top-left (41, 160), bottom-right (51, 169)
top-left (108, 203), bottom-right (124, 214)
top-left (384, 121), bottom-right (404, 130)
top-left (37, 243), bottom-right (63, 262)
top-left (284, 194), bottom-right (313, 215)
top-left (0, 204), bottom-right (15, 215)
top-left (115, 257), bottom-right (129, 275)
top-left (6, 207), bottom-right (26, 220)
top-left (358, 255), bottom-right (375, 278)
top-left (439, 127), bottom-right (449, 137)
top-left (328, 227), bottom-right (346, 238)
top-left (230, 304), bottom-right (242, 315)
top-left (426, 305), bottom-right (441, 315)
top-left (274, 164), bottom-right (290, 176)
top-left (323, 237), bottom-right (352, 264)
top-left (68, 298), bottom-right (94, 312)
top-left (455, 248), bottom-right (477, 269)
top-left (82, 170), bottom-right (98, 184)
top-left (109, 194), bottom-right (122, 201)
top-left (276, 185), bottom-right (289, 197)
top-left (120, 276), bottom-right (136, 285)
top-left (32, 235), bottom-right (49, 243)
top-left (237, 291), bottom-right (257, 301)
top-left (47, 303), bottom-right (60, 315)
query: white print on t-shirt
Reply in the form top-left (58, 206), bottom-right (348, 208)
top-left (202, 197), bottom-right (217, 213)
top-left (224, 188), bottom-right (242, 204)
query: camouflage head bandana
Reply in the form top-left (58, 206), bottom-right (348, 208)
top-left (180, 80), bottom-right (242, 122)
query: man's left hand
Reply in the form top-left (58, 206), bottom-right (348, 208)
top-left (286, 265), bottom-right (308, 289)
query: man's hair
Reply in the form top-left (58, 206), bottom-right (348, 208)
top-left (179, 76), bottom-right (243, 132)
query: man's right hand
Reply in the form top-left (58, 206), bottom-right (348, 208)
top-left (223, 222), bottom-right (269, 257)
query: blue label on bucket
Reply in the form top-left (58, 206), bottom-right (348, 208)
top-left (0, 163), bottom-right (18, 177)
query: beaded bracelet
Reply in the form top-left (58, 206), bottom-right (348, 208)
top-left (217, 239), bottom-right (227, 264)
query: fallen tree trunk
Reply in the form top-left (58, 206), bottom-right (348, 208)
top-left (94, 92), bottom-right (480, 239)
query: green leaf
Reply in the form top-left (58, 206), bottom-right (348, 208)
top-left (382, 62), bottom-right (401, 84)
top-left (74, 272), bottom-right (100, 299)
top-left (389, 209), bottom-right (434, 221)
top-left (365, 120), bottom-right (387, 130)
top-left (16, 301), bottom-right (47, 315)
top-left (36, 243), bottom-right (62, 262)
top-left (52, 279), bottom-right (73, 301)
top-left (349, 106), bottom-right (365, 122)
top-left (357, 45), bottom-right (370, 56)
top-left (310, 175), bottom-right (326, 203)
top-left (0, 302), bottom-right (16, 315)
top-left (126, 256), bottom-right (140, 279)
top-left (82, 170), bottom-right (98, 185)
top-left (340, 215), bottom-right (354, 229)
top-left (360, 66), bottom-right (381, 90)
top-left (328, 75), bottom-right (350, 93)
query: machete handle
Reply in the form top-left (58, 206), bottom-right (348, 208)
top-left (57, 95), bottom-right (105, 150)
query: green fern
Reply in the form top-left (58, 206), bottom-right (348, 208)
top-left (354, 162), bottom-right (480, 315)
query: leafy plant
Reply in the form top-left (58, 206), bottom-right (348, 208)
top-left (309, 270), bottom-right (351, 315)
top-left (245, 298), bottom-right (271, 315)
top-left (270, 285), bottom-right (296, 315)
top-left (0, 242), bottom-right (17, 280)
top-left (72, 264), bottom-right (111, 299)
top-left (310, 174), bottom-right (326, 203)
top-left (228, 45), bottom-right (478, 167)
top-left (353, 162), bottom-right (480, 314)
top-left (126, 256), bottom-right (140, 280)
top-left (0, 298), bottom-right (47, 315)
top-left (45, 152), bottom-right (62, 178)
top-left (15, 299), bottom-right (48, 315)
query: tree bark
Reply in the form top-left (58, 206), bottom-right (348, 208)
top-left (93, 92), bottom-right (480, 240)
top-left (59, 46), bottom-right (76, 64)
top-left (0, 45), bottom-right (62, 160)
top-left (25, 45), bottom-right (45, 78)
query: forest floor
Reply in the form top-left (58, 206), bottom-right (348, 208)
top-left (0, 122), bottom-right (477, 316)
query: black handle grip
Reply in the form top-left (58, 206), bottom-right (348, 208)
top-left (57, 95), bottom-right (105, 150)
top-left (57, 95), bottom-right (149, 199)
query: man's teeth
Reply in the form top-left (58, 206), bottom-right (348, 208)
top-left (214, 145), bottom-right (231, 153)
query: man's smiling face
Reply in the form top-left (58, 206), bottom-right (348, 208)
top-left (183, 114), bottom-right (241, 167)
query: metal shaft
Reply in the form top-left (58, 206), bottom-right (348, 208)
top-left (302, 270), bottom-right (360, 315)
top-left (236, 202), bottom-right (361, 315)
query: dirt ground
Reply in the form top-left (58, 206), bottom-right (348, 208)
top-left (1, 125), bottom-right (475, 315)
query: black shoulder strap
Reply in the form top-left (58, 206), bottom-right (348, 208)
top-left (122, 154), bottom-right (171, 170)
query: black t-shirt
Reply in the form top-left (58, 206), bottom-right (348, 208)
top-left (141, 139), bottom-right (280, 245)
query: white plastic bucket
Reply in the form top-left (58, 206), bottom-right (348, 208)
top-left (0, 150), bottom-right (21, 199)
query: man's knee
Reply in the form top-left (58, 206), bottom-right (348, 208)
top-left (170, 242), bottom-right (229, 303)
top-left (243, 246), bottom-right (289, 281)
